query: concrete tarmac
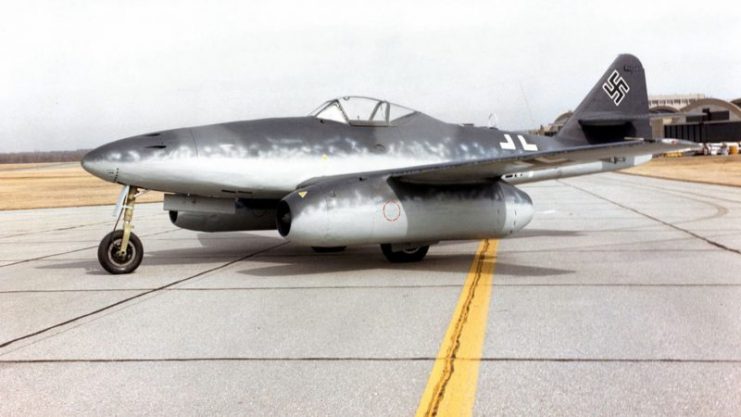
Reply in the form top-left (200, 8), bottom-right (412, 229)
top-left (1, 173), bottom-right (739, 416)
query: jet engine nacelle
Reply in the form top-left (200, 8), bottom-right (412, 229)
top-left (276, 176), bottom-right (534, 246)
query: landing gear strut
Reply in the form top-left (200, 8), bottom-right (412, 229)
top-left (98, 186), bottom-right (143, 274)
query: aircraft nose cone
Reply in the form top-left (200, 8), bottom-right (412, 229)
top-left (80, 149), bottom-right (95, 172)
top-left (81, 146), bottom-right (117, 182)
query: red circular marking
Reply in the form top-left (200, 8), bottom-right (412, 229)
top-left (382, 200), bottom-right (401, 222)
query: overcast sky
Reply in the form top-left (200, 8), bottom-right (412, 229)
top-left (1, 0), bottom-right (739, 152)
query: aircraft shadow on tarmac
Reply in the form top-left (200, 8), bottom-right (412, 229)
top-left (239, 246), bottom-right (574, 278)
top-left (238, 254), bottom-right (574, 278)
top-left (36, 231), bottom-right (574, 277)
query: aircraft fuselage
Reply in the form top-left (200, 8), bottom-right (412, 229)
top-left (82, 114), bottom-right (565, 199)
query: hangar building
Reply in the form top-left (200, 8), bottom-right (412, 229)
top-left (543, 95), bottom-right (741, 143)
top-left (650, 96), bottom-right (741, 143)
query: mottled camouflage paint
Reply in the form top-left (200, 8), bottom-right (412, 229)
top-left (81, 54), bottom-right (689, 245)
top-left (82, 112), bottom-right (576, 199)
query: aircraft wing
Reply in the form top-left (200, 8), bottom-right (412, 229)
top-left (392, 138), bottom-right (696, 185)
top-left (298, 138), bottom-right (698, 188)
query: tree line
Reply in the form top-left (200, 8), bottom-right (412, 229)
top-left (0, 149), bottom-right (90, 164)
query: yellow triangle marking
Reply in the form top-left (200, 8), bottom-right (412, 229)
top-left (298, 191), bottom-right (308, 198)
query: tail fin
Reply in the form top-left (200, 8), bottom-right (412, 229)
top-left (557, 54), bottom-right (650, 144)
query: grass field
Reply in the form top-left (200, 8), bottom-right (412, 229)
top-left (622, 154), bottom-right (741, 187)
top-left (0, 162), bottom-right (163, 210)
top-left (1, 156), bottom-right (738, 210)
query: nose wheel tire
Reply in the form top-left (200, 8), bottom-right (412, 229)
top-left (97, 230), bottom-right (143, 274)
top-left (380, 244), bottom-right (429, 263)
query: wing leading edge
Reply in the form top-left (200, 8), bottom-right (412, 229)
top-left (297, 138), bottom-right (698, 189)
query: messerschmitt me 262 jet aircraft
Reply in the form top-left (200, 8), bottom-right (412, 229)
top-left (82, 54), bottom-right (696, 274)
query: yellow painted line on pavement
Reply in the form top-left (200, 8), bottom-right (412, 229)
top-left (415, 239), bottom-right (499, 417)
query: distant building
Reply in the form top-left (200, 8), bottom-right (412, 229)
top-left (648, 94), bottom-right (705, 111)
top-left (539, 111), bottom-right (573, 136)
top-left (545, 95), bottom-right (741, 143)
top-left (655, 98), bottom-right (741, 143)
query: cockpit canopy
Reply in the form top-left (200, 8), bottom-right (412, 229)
top-left (310, 96), bottom-right (417, 126)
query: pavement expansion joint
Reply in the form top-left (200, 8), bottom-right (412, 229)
top-left (560, 180), bottom-right (741, 256)
top-left (0, 212), bottom-right (164, 240)
top-left (3, 282), bottom-right (740, 295)
top-left (0, 241), bottom-right (288, 351)
top-left (3, 356), bottom-right (738, 365)
top-left (0, 229), bottom-right (180, 269)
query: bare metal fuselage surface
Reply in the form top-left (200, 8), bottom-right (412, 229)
top-left (81, 55), bottom-right (699, 273)
top-left (81, 113), bottom-right (581, 199)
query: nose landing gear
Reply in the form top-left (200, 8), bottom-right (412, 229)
top-left (98, 186), bottom-right (144, 274)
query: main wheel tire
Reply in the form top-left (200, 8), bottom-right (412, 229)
top-left (380, 244), bottom-right (429, 263)
top-left (97, 230), bottom-right (143, 274)
top-left (311, 246), bottom-right (347, 253)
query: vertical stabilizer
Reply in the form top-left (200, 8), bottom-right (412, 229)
top-left (557, 54), bottom-right (651, 144)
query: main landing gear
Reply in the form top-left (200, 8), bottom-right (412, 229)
top-left (98, 186), bottom-right (143, 274)
top-left (380, 243), bottom-right (429, 263)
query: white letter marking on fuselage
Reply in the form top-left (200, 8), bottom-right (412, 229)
top-left (517, 135), bottom-right (538, 151)
top-left (500, 134), bottom-right (516, 150)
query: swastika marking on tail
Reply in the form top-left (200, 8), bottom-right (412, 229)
top-left (602, 70), bottom-right (630, 106)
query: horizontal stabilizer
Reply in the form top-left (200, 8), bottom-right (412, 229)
top-left (580, 111), bottom-right (706, 126)
top-left (579, 113), bottom-right (649, 126)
